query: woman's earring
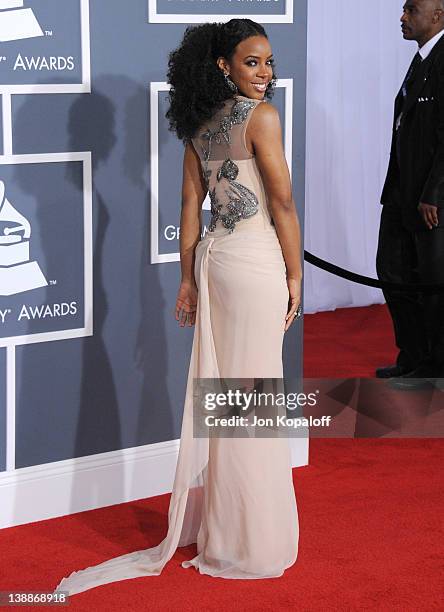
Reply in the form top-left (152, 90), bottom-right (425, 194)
top-left (224, 72), bottom-right (238, 94)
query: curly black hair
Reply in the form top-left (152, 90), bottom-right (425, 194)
top-left (165, 18), bottom-right (277, 144)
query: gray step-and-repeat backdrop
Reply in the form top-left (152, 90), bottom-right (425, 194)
top-left (0, 0), bottom-right (307, 527)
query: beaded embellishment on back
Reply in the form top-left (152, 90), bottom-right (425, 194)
top-left (199, 98), bottom-right (260, 234)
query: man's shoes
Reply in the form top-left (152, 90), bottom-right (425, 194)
top-left (375, 364), bottom-right (413, 378)
top-left (388, 366), bottom-right (442, 391)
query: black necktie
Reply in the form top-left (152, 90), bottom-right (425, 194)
top-left (395, 52), bottom-right (422, 163)
top-left (402, 52), bottom-right (422, 98)
top-left (396, 51), bottom-right (422, 133)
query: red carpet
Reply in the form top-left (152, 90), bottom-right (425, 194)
top-left (303, 303), bottom-right (397, 378)
top-left (1, 305), bottom-right (442, 611)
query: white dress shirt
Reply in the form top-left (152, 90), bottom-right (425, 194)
top-left (418, 28), bottom-right (444, 60)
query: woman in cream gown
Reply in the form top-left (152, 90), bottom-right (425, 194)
top-left (54, 19), bottom-right (302, 595)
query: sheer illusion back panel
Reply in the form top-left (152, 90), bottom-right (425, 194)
top-left (191, 97), bottom-right (258, 163)
top-left (191, 97), bottom-right (274, 235)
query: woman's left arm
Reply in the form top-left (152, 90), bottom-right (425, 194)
top-left (248, 102), bottom-right (303, 330)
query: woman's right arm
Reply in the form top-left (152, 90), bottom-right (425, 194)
top-left (175, 141), bottom-right (208, 327)
top-left (248, 102), bottom-right (303, 329)
top-left (179, 142), bottom-right (207, 281)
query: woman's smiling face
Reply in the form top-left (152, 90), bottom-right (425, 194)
top-left (217, 35), bottom-right (275, 100)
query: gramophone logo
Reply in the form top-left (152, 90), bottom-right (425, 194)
top-left (0, 180), bottom-right (48, 296)
top-left (0, 0), bottom-right (43, 43)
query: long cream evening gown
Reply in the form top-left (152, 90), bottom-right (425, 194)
top-left (54, 94), bottom-right (299, 595)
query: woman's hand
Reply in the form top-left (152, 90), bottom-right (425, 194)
top-left (175, 280), bottom-right (198, 327)
top-left (284, 276), bottom-right (302, 332)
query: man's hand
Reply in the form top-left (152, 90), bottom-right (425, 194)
top-left (418, 202), bottom-right (439, 230)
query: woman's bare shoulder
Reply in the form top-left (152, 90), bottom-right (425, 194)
top-left (249, 100), bottom-right (281, 134)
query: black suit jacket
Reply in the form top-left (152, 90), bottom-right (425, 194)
top-left (381, 34), bottom-right (444, 230)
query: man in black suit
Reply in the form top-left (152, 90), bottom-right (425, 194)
top-left (376, 0), bottom-right (444, 389)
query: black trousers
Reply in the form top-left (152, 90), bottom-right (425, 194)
top-left (376, 204), bottom-right (444, 374)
